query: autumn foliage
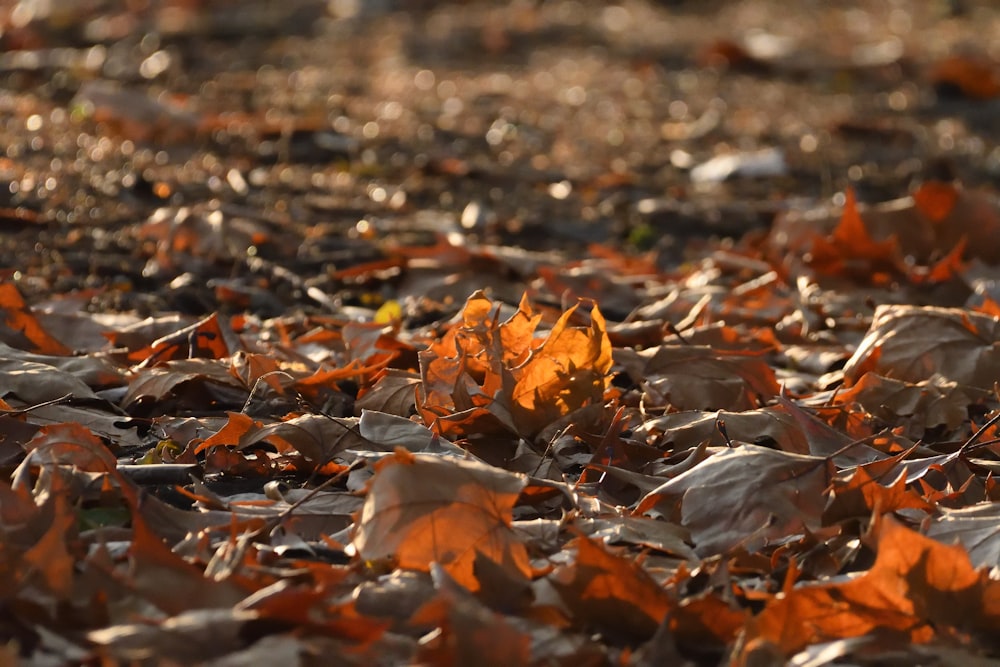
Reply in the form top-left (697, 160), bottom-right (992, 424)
top-left (9, 175), bottom-right (1000, 663)
top-left (7, 3), bottom-right (1000, 666)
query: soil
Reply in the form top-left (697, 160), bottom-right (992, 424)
top-left (2, 0), bottom-right (998, 319)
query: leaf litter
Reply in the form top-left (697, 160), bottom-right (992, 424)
top-left (5, 0), bottom-right (1000, 665)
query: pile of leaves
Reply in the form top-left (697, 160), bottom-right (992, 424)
top-left (6, 176), bottom-right (1000, 665)
top-left (7, 0), bottom-right (1000, 665)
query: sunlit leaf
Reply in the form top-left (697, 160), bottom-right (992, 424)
top-left (352, 449), bottom-right (530, 591)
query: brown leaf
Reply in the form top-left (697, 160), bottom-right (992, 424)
top-left (550, 534), bottom-right (671, 641)
top-left (125, 510), bottom-right (253, 615)
top-left (356, 368), bottom-right (421, 417)
top-left (134, 313), bottom-right (233, 368)
top-left (22, 422), bottom-right (118, 472)
top-left (0, 358), bottom-right (103, 404)
top-left (412, 565), bottom-right (532, 667)
top-left (122, 358), bottom-right (245, 411)
top-left (636, 444), bottom-right (832, 556)
top-left (616, 346), bottom-right (779, 412)
top-left (926, 502), bottom-right (1000, 569)
top-left (739, 517), bottom-right (1000, 660)
top-left (843, 305), bottom-right (1000, 390)
top-left (19, 489), bottom-right (77, 599)
top-left (833, 372), bottom-right (978, 435)
top-left (634, 407), bottom-right (808, 455)
top-left (352, 449), bottom-right (531, 591)
top-left (823, 466), bottom-right (934, 525)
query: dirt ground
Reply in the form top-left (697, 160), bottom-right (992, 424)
top-left (1, 0), bottom-right (998, 316)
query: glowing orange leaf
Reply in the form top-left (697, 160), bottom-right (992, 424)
top-left (510, 301), bottom-right (612, 435)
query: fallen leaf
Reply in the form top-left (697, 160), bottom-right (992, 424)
top-left (636, 444), bottom-right (832, 556)
top-left (823, 466), bottom-right (934, 526)
top-left (739, 517), bottom-right (1000, 660)
top-left (352, 449), bottom-right (531, 591)
top-left (930, 55), bottom-right (1000, 100)
top-left (843, 305), bottom-right (1000, 390)
top-left (0, 283), bottom-right (72, 355)
top-left (616, 346), bottom-right (779, 412)
top-left (550, 534), bottom-right (671, 641)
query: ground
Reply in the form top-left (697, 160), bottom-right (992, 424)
top-left (4, 0), bottom-right (1000, 665)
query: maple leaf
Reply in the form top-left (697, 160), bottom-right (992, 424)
top-left (617, 345), bottom-right (779, 412)
top-left (411, 565), bottom-right (532, 666)
top-left (738, 517), bottom-right (1000, 660)
top-left (926, 502), bottom-right (1000, 569)
top-left (419, 291), bottom-right (612, 439)
top-left (634, 408), bottom-right (808, 455)
top-left (806, 188), bottom-right (907, 283)
top-left (833, 372), bottom-right (976, 436)
top-left (351, 449), bottom-right (531, 591)
top-left (21, 422), bottom-right (119, 472)
top-left (509, 300), bottom-right (612, 435)
top-left (636, 444), bottom-right (832, 556)
top-left (823, 466), bottom-right (934, 525)
top-left (550, 534), bottom-right (672, 641)
top-left (122, 500), bottom-right (254, 615)
top-left (843, 305), bottom-right (1000, 390)
top-left (16, 486), bottom-right (77, 599)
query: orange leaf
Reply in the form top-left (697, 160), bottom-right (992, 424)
top-left (21, 491), bottom-right (76, 599)
top-left (23, 422), bottom-right (118, 472)
top-left (913, 180), bottom-right (959, 222)
top-left (740, 517), bottom-right (1000, 659)
top-left (807, 188), bottom-right (905, 282)
top-left (510, 301), bottom-right (612, 435)
top-left (930, 55), bottom-right (1000, 100)
top-left (550, 534), bottom-right (671, 641)
top-left (0, 283), bottom-right (71, 355)
top-left (419, 292), bottom-right (612, 438)
top-left (193, 411), bottom-right (258, 454)
top-left (823, 466), bottom-right (934, 525)
top-left (126, 509), bottom-right (252, 615)
top-left (351, 450), bottom-right (531, 591)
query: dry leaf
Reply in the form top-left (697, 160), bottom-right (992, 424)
top-left (352, 449), bottom-right (531, 590)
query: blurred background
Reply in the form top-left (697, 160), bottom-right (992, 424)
top-left (0, 0), bottom-right (998, 309)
